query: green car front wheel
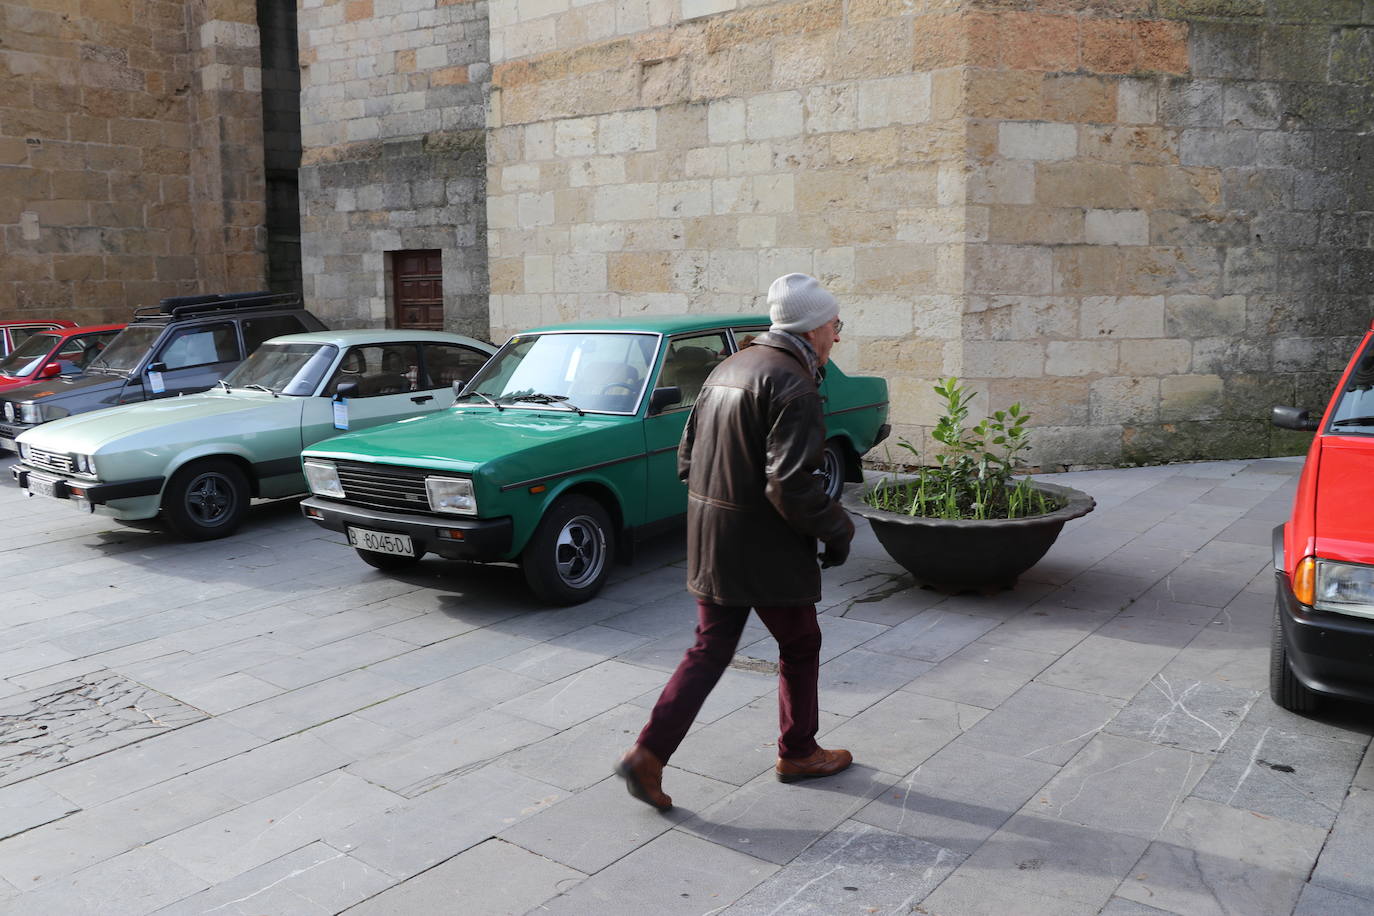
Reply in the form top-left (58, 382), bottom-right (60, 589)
top-left (522, 494), bottom-right (614, 606)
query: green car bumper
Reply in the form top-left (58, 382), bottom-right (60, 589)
top-left (300, 495), bottom-right (515, 561)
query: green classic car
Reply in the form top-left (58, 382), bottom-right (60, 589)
top-left (10, 330), bottom-right (495, 539)
top-left (299, 315), bottom-right (890, 604)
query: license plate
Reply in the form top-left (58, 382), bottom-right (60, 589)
top-left (0, 437), bottom-right (13, 451)
top-left (348, 527), bottom-right (414, 556)
top-left (25, 472), bottom-right (59, 499)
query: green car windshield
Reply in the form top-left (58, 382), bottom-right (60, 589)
top-left (463, 332), bottom-right (657, 414)
top-left (222, 342), bottom-right (339, 395)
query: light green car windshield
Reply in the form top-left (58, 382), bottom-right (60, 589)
top-left (222, 342), bottom-right (338, 395)
top-left (461, 332), bottom-right (657, 414)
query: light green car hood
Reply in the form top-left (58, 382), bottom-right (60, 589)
top-left (19, 391), bottom-right (291, 454)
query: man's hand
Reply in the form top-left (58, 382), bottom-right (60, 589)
top-left (819, 537), bottom-right (850, 569)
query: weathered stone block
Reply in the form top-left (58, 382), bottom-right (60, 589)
top-left (1118, 78), bottom-right (1158, 125)
top-left (745, 91), bottom-right (803, 140)
top-left (1159, 373), bottom-right (1224, 420)
top-left (1047, 340), bottom-right (1119, 377)
top-left (1042, 75), bottom-right (1116, 124)
top-left (1036, 161), bottom-right (1133, 209)
top-left (987, 206), bottom-right (1084, 245)
top-left (1119, 338), bottom-right (1192, 375)
top-left (999, 122), bottom-right (1077, 161)
top-left (1222, 247), bottom-right (1277, 294)
top-left (968, 244), bottom-right (1054, 294)
top-left (1086, 209), bottom-right (1148, 245)
top-left (963, 339), bottom-right (1046, 378)
top-left (1122, 419), bottom-right (1267, 462)
top-left (1091, 376), bottom-right (1160, 423)
top-left (1081, 295), bottom-right (1165, 338)
top-left (969, 161), bottom-right (1035, 205)
top-left (1164, 294), bottom-right (1246, 337)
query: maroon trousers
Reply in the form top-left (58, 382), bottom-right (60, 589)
top-left (637, 599), bottom-right (822, 763)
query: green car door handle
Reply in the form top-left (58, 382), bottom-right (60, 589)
top-left (411, 395), bottom-right (434, 404)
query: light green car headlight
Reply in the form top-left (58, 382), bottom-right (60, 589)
top-left (426, 476), bottom-right (476, 515)
top-left (73, 454), bottom-right (98, 478)
top-left (303, 459), bottom-right (344, 498)
top-left (1315, 559), bottom-right (1374, 620)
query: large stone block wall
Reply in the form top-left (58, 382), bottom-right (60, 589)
top-left (487, 0), bottom-right (1372, 467)
top-left (959, 2), bottom-right (1374, 467)
top-left (0, 0), bottom-right (268, 326)
top-left (486, 0), bottom-right (971, 444)
top-left (297, 0), bottom-right (490, 337)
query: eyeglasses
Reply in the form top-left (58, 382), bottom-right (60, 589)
top-left (832, 318), bottom-right (844, 334)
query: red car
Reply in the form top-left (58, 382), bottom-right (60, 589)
top-left (0, 324), bottom-right (126, 394)
top-left (1271, 317), bottom-right (1374, 712)
top-left (0, 321), bottom-right (75, 357)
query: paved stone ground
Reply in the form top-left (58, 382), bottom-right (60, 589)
top-left (1, 453), bottom-right (1371, 916)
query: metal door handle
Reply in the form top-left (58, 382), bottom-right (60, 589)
top-left (411, 395), bottom-right (434, 404)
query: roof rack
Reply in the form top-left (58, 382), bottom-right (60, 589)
top-left (131, 291), bottom-right (303, 321)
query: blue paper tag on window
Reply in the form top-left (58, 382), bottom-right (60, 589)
top-left (333, 399), bottom-right (348, 430)
top-left (147, 371), bottom-right (165, 394)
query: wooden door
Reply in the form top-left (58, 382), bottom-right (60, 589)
top-left (393, 250), bottom-right (443, 329)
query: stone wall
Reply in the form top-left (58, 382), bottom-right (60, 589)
top-left (0, 0), bottom-right (268, 326)
top-left (488, 0), bottom-right (1372, 467)
top-left (297, 0), bottom-right (490, 337)
top-left (960, 1), bottom-right (1374, 468)
top-left (486, 0), bottom-right (970, 447)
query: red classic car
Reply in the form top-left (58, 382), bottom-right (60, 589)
top-left (1270, 317), bottom-right (1374, 712)
top-left (0, 324), bottom-right (125, 394)
top-left (0, 320), bottom-right (75, 357)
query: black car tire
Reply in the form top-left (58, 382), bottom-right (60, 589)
top-left (162, 459), bottom-right (250, 541)
top-left (820, 438), bottom-right (846, 503)
top-left (522, 494), bottom-right (614, 605)
top-left (355, 547), bottom-right (424, 570)
top-left (1270, 597), bottom-right (1319, 713)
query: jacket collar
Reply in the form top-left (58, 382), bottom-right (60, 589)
top-left (748, 330), bottom-right (825, 383)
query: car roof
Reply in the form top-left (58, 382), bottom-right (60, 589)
top-left (50, 324), bottom-right (127, 336)
top-left (1, 320), bottom-right (76, 328)
top-left (519, 314), bottom-right (771, 335)
top-left (257, 329), bottom-right (495, 348)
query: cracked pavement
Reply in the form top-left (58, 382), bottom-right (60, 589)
top-left (0, 453), bottom-right (1370, 914)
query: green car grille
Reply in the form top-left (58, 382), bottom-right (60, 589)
top-left (335, 460), bottom-right (437, 513)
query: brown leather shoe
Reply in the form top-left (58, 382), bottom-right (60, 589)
top-left (614, 745), bottom-right (673, 810)
top-left (776, 747), bottom-right (853, 783)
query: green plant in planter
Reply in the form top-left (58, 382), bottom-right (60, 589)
top-left (865, 377), bottom-right (1060, 520)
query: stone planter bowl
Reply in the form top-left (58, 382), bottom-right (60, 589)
top-left (842, 477), bottom-right (1096, 593)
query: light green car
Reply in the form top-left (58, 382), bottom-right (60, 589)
top-left (10, 329), bottom-right (495, 539)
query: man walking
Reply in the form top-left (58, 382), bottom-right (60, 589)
top-left (615, 273), bottom-right (856, 810)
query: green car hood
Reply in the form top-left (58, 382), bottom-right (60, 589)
top-left (20, 391), bottom-right (289, 453)
top-left (305, 407), bottom-right (635, 477)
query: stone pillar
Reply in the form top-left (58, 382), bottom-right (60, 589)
top-left (296, 0), bottom-right (490, 337)
top-left (187, 0), bottom-right (269, 294)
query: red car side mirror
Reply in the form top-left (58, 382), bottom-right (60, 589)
top-left (38, 362), bottom-right (61, 379)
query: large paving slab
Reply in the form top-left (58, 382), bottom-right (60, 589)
top-left (1, 454), bottom-right (1372, 914)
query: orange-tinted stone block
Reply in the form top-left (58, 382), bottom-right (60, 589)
top-left (999, 13), bottom-right (1079, 71)
top-left (1082, 19), bottom-right (1136, 73)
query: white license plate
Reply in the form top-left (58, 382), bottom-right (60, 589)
top-left (348, 527), bottom-right (414, 556)
top-left (25, 472), bottom-right (59, 499)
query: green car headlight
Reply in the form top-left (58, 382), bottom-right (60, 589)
top-left (20, 403), bottom-right (41, 424)
top-left (1314, 559), bottom-right (1374, 619)
top-left (303, 459), bottom-right (344, 498)
top-left (426, 476), bottom-right (476, 515)
top-left (73, 454), bottom-right (98, 477)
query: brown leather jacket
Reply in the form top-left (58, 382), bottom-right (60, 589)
top-left (677, 331), bottom-right (855, 607)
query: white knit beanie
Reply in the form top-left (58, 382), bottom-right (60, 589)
top-left (767, 273), bottom-right (839, 333)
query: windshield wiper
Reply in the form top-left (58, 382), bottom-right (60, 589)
top-left (216, 379), bottom-right (232, 392)
top-left (244, 383), bottom-right (277, 398)
top-left (1332, 417), bottom-right (1374, 426)
top-left (456, 390), bottom-right (503, 411)
top-left (510, 393), bottom-right (585, 416)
